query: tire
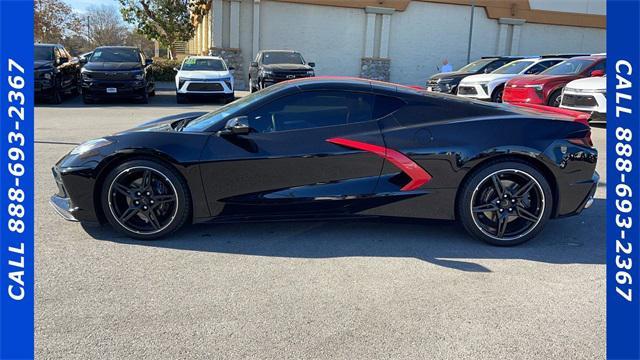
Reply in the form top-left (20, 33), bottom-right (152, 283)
top-left (51, 88), bottom-right (63, 104)
top-left (176, 93), bottom-right (187, 104)
top-left (491, 85), bottom-right (504, 103)
top-left (457, 160), bottom-right (553, 246)
top-left (224, 92), bottom-right (235, 104)
top-left (138, 88), bottom-right (149, 104)
top-left (82, 92), bottom-right (94, 104)
top-left (548, 89), bottom-right (562, 107)
top-left (101, 159), bottom-right (191, 240)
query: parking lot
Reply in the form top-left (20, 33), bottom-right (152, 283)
top-left (35, 88), bottom-right (606, 359)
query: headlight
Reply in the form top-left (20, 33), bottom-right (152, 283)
top-left (524, 84), bottom-right (544, 90)
top-left (81, 69), bottom-right (91, 80)
top-left (43, 72), bottom-right (52, 80)
top-left (437, 78), bottom-right (454, 83)
top-left (70, 138), bottom-right (112, 155)
top-left (306, 70), bottom-right (315, 76)
top-left (262, 70), bottom-right (273, 77)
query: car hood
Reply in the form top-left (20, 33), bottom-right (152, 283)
top-left (118, 112), bottom-right (209, 133)
top-left (177, 70), bottom-right (231, 79)
top-left (460, 73), bottom-right (517, 84)
top-left (83, 62), bottom-right (143, 71)
top-left (565, 76), bottom-right (606, 91)
top-left (508, 74), bottom-right (580, 86)
top-left (35, 60), bottom-right (54, 70)
top-left (429, 71), bottom-right (476, 81)
top-left (262, 64), bottom-right (313, 71)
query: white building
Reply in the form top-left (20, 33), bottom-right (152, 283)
top-left (187, 0), bottom-right (606, 89)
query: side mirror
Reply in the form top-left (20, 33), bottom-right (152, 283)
top-left (228, 66), bottom-right (235, 71)
top-left (250, 62), bottom-right (258, 67)
top-left (220, 116), bottom-right (251, 136)
top-left (145, 58), bottom-right (153, 66)
top-left (79, 57), bottom-right (88, 64)
top-left (173, 67), bottom-right (179, 72)
top-left (58, 57), bottom-right (69, 65)
top-left (308, 62), bottom-right (316, 68)
top-left (590, 69), bottom-right (605, 77)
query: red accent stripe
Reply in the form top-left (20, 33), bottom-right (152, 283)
top-left (326, 137), bottom-right (432, 191)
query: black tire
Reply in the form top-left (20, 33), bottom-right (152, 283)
top-left (548, 89), bottom-right (562, 107)
top-left (491, 85), bottom-right (504, 103)
top-left (51, 88), bottom-right (63, 104)
top-left (457, 160), bottom-right (553, 246)
top-left (149, 89), bottom-right (156, 97)
top-left (176, 93), bottom-right (187, 104)
top-left (101, 159), bottom-right (191, 240)
top-left (82, 92), bottom-right (94, 104)
top-left (224, 92), bottom-right (235, 104)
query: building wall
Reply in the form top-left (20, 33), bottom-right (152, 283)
top-left (199, 0), bottom-right (606, 88)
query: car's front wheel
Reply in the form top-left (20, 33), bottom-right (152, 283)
top-left (457, 160), bottom-right (552, 246)
top-left (101, 159), bottom-right (191, 240)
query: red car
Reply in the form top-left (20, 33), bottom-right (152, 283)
top-left (503, 55), bottom-right (606, 107)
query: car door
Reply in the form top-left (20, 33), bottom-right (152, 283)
top-left (198, 89), bottom-right (386, 218)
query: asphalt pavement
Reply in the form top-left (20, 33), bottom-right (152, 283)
top-left (34, 89), bottom-right (606, 359)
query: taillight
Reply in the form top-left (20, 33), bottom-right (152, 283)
top-left (568, 130), bottom-right (593, 147)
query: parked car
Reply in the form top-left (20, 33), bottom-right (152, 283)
top-left (502, 55), bottom-right (606, 107)
top-left (174, 56), bottom-right (235, 103)
top-left (78, 51), bottom-right (93, 65)
top-left (50, 77), bottom-right (598, 246)
top-left (457, 57), bottom-right (565, 102)
top-left (560, 76), bottom-right (606, 123)
top-left (80, 46), bottom-right (155, 104)
top-left (248, 50), bottom-right (315, 92)
top-left (34, 43), bottom-right (80, 104)
top-left (426, 56), bottom-right (524, 94)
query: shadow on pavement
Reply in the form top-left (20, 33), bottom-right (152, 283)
top-left (83, 199), bottom-right (605, 272)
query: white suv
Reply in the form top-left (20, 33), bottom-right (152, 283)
top-left (175, 56), bottom-right (235, 103)
top-left (560, 76), bottom-right (606, 123)
top-left (457, 57), bottom-right (565, 102)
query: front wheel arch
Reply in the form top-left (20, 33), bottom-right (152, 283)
top-left (92, 153), bottom-right (191, 225)
top-left (454, 154), bottom-right (559, 221)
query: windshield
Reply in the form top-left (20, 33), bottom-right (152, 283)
top-left (181, 58), bottom-right (227, 71)
top-left (262, 52), bottom-right (304, 65)
top-left (492, 60), bottom-right (535, 74)
top-left (541, 59), bottom-right (595, 75)
top-left (182, 85), bottom-right (282, 132)
top-left (90, 48), bottom-right (140, 63)
top-left (35, 46), bottom-right (54, 61)
top-left (457, 59), bottom-right (494, 73)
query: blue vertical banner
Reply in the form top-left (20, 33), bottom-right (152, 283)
top-left (0, 0), bottom-right (35, 359)
top-left (607, 0), bottom-right (640, 359)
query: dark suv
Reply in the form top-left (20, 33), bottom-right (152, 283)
top-left (426, 56), bottom-right (525, 94)
top-left (34, 44), bottom-right (81, 104)
top-left (80, 46), bottom-right (155, 103)
top-left (248, 50), bottom-right (315, 92)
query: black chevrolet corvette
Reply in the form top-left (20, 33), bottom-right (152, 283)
top-left (51, 77), bottom-right (598, 245)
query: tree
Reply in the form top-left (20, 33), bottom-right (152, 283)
top-left (34, 0), bottom-right (82, 43)
top-left (86, 5), bottom-right (128, 47)
top-left (118, 0), bottom-right (208, 59)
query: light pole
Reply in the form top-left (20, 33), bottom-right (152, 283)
top-left (466, 0), bottom-right (475, 64)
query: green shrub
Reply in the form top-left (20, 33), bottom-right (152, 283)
top-left (152, 58), bottom-right (181, 81)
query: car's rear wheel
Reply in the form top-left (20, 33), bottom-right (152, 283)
top-left (458, 161), bottom-right (552, 246)
top-left (548, 89), bottom-right (562, 107)
top-left (101, 160), bottom-right (191, 240)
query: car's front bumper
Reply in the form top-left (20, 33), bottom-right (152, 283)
top-left (50, 164), bottom-right (101, 223)
top-left (457, 84), bottom-right (491, 100)
top-left (502, 86), bottom-right (545, 104)
top-left (176, 79), bottom-right (234, 94)
top-left (82, 79), bottom-right (147, 98)
top-left (560, 91), bottom-right (607, 122)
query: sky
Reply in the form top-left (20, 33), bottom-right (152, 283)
top-left (66, 0), bottom-right (118, 13)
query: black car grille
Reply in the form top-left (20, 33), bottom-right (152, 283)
top-left (272, 70), bottom-right (310, 80)
top-left (457, 86), bottom-right (478, 95)
top-left (87, 72), bottom-right (136, 80)
top-left (427, 79), bottom-right (439, 87)
top-left (187, 83), bottom-right (224, 91)
top-left (562, 94), bottom-right (598, 107)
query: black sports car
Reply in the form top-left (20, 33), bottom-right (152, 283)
top-left (50, 77), bottom-right (598, 245)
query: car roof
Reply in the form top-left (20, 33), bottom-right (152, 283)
top-left (260, 50), bottom-right (301, 53)
top-left (569, 55), bottom-right (606, 61)
top-left (94, 46), bottom-right (139, 50)
top-left (184, 56), bottom-right (224, 60)
top-left (35, 43), bottom-right (62, 47)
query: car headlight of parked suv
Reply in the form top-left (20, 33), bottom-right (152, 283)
top-left (132, 71), bottom-right (144, 80)
top-left (261, 70), bottom-right (274, 78)
top-left (306, 70), bottom-right (315, 76)
top-left (523, 84), bottom-right (544, 98)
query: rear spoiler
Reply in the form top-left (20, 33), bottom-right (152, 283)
top-left (511, 103), bottom-right (590, 126)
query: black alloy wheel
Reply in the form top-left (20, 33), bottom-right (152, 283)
top-left (458, 161), bottom-right (552, 246)
top-left (101, 160), bottom-right (190, 240)
top-left (491, 86), bottom-right (504, 103)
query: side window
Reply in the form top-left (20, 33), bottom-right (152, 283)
top-left (484, 60), bottom-right (508, 73)
top-left (524, 63), bottom-right (547, 74)
top-left (373, 95), bottom-right (405, 119)
top-left (248, 91), bottom-right (374, 133)
top-left (591, 60), bottom-right (606, 72)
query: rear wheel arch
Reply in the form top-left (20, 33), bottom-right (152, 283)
top-left (454, 154), bottom-right (559, 220)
